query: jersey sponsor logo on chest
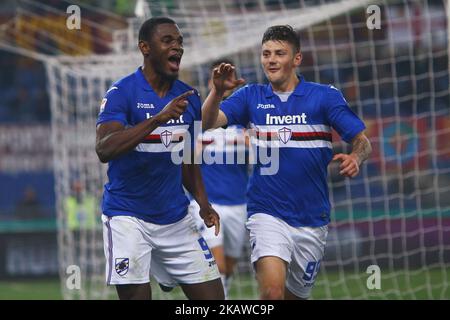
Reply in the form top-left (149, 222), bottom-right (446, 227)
top-left (265, 113), bottom-right (307, 125)
top-left (140, 126), bottom-right (188, 151)
top-left (142, 114), bottom-right (187, 148)
top-left (146, 113), bottom-right (185, 124)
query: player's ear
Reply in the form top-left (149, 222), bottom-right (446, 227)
top-left (294, 50), bottom-right (302, 67)
top-left (138, 40), bottom-right (150, 57)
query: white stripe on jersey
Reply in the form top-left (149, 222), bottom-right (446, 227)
top-left (249, 122), bottom-right (332, 149)
top-left (250, 138), bottom-right (332, 149)
top-left (135, 124), bottom-right (189, 153)
top-left (135, 142), bottom-right (186, 153)
top-left (249, 123), bottom-right (331, 133)
top-left (106, 86), bottom-right (118, 93)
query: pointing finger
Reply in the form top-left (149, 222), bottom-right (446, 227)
top-left (175, 90), bottom-right (194, 101)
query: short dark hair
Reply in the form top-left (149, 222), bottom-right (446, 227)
top-left (262, 25), bottom-right (300, 53)
top-left (209, 58), bottom-right (235, 71)
top-left (138, 17), bottom-right (176, 42)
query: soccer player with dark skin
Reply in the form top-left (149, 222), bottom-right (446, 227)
top-left (202, 25), bottom-right (372, 300)
top-left (96, 17), bottom-right (224, 300)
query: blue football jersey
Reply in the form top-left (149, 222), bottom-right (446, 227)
top-left (220, 76), bottom-right (366, 227)
top-left (200, 125), bottom-right (248, 205)
top-left (96, 67), bottom-right (201, 224)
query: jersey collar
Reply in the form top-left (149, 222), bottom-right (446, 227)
top-left (265, 74), bottom-right (306, 98)
top-left (135, 67), bottom-right (178, 95)
top-left (135, 67), bottom-right (154, 92)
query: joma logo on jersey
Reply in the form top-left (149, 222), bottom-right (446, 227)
top-left (257, 103), bottom-right (275, 109)
top-left (265, 113), bottom-right (307, 125)
top-left (146, 113), bottom-right (184, 124)
top-left (137, 102), bottom-right (155, 109)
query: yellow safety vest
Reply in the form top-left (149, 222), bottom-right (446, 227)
top-left (65, 196), bottom-right (98, 230)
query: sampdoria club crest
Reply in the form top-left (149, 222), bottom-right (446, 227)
top-left (115, 258), bottom-right (129, 276)
top-left (160, 130), bottom-right (173, 147)
top-left (278, 127), bottom-right (292, 144)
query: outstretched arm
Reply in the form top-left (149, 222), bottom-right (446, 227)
top-left (202, 63), bottom-right (245, 130)
top-left (333, 131), bottom-right (372, 178)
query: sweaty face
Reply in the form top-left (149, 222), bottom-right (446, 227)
top-left (148, 23), bottom-right (184, 80)
top-left (261, 40), bottom-right (301, 88)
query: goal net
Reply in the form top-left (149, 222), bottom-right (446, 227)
top-left (38, 0), bottom-right (450, 299)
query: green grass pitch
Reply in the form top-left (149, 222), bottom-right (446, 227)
top-left (0, 267), bottom-right (448, 300)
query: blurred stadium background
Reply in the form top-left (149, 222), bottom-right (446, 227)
top-left (0, 0), bottom-right (449, 300)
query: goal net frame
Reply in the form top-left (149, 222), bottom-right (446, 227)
top-left (1, 0), bottom-right (446, 299)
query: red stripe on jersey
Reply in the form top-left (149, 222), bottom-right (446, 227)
top-left (144, 134), bottom-right (160, 141)
top-left (256, 132), bottom-right (278, 138)
top-left (291, 132), bottom-right (332, 138)
top-left (202, 139), bottom-right (214, 145)
top-left (256, 131), bottom-right (332, 142)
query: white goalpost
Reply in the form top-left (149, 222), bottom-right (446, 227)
top-left (3, 0), bottom-right (447, 299)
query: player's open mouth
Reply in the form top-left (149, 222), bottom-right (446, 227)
top-left (168, 54), bottom-right (181, 71)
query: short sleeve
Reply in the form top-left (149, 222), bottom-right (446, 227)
top-left (324, 85), bottom-right (366, 143)
top-left (220, 86), bottom-right (250, 127)
top-left (96, 86), bottom-right (128, 126)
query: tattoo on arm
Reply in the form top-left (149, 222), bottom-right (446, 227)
top-left (351, 133), bottom-right (372, 165)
